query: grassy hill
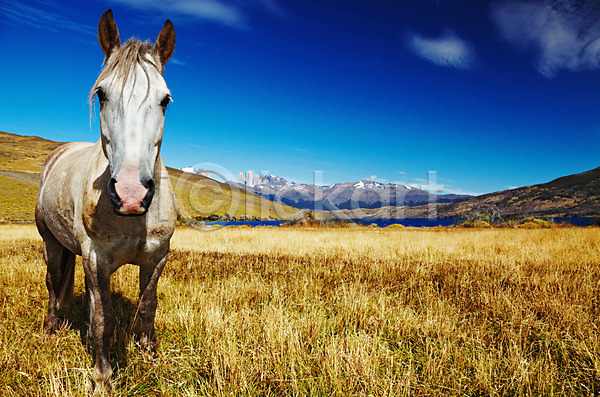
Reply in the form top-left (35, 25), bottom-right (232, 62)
top-left (168, 167), bottom-right (298, 220)
top-left (0, 131), bottom-right (62, 222)
top-left (0, 131), bottom-right (298, 222)
top-left (353, 167), bottom-right (600, 219)
top-left (0, 131), bottom-right (63, 173)
top-left (429, 167), bottom-right (600, 218)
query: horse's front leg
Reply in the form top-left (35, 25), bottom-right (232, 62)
top-left (82, 246), bottom-right (115, 393)
top-left (138, 246), bottom-right (169, 352)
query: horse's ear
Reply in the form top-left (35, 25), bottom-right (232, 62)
top-left (154, 20), bottom-right (176, 68)
top-left (98, 9), bottom-right (120, 63)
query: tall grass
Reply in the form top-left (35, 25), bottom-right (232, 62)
top-left (0, 225), bottom-right (598, 395)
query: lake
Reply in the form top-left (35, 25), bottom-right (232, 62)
top-left (204, 217), bottom-right (596, 228)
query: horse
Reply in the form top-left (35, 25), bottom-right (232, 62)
top-left (35, 9), bottom-right (177, 392)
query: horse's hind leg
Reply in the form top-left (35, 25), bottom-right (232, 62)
top-left (40, 232), bottom-right (76, 335)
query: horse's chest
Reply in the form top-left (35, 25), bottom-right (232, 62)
top-left (81, 200), bottom-right (173, 264)
top-left (101, 231), bottom-right (166, 265)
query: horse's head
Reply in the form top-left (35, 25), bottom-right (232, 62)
top-left (92, 9), bottom-right (175, 216)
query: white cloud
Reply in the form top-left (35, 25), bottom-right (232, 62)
top-left (0, 1), bottom-right (95, 37)
top-left (259, 0), bottom-right (288, 18)
top-left (110, 0), bottom-right (245, 28)
top-left (406, 178), bottom-right (483, 196)
top-left (441, 187), bottom-right (483, 196)
top-left (110, 0), bottom-right (287, 29)
top-left (406, 31), bottom-right (476, 69)
top-left (491, 0), bottom-right (600, 77)
top-left (169, 57), bottom-right (186, 66)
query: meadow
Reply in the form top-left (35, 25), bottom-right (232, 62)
top-left (0, 224), bottom-right (598, 396)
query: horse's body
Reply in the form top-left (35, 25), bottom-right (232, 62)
top-left (37, 141), bottom-right (174, 266)
top-left (35, 9), bottom-right (176, 392)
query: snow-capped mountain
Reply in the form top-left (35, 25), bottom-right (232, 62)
top-left (229, 174), bottom-right (471, 210)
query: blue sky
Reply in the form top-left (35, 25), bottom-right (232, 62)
top-left (0, 0), bottom-right (599, 195)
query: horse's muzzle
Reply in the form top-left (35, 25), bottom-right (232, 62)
top-left (108, 177), bottom-right (155, 216)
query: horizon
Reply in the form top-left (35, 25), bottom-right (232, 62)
top-left (179, 165), bottom-right (550, 197)
top-left (1, 1), bottom-right (599, 196)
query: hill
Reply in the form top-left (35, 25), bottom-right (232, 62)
top-left (363, 167), bottom-right (600, 219)
top-left (0, 131), bottom-right (298, 222)
top-left (0, 131), bottom-right (63, 222)
top-left (438, 167), bottom-right (600, 217)
top-left (167, 167), bottom-right (297, 221)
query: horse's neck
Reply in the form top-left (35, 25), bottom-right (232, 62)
top-left (89, 139), bottom-right (110, 173)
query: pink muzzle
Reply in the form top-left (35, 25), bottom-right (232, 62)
top-left (108, 166), bottom-right (155, 216)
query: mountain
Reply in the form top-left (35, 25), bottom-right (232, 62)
top-left (432, 167), bottom-right (600, 218)
top-left (230, 168), bottom-right (600, 219)
top-left (228, 174), bottom-right (471, 211)
top-left (367, 167), bottom-right (600, 219)
top-left (0, 131), bottom-right (298, 222)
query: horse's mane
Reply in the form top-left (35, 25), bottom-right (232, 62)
top-left (89, 39), bottom-right (163, 111)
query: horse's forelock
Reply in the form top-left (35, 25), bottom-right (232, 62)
top-left (89, 39), bottom-right (163, 117)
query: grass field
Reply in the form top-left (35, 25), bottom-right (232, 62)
top-left (0, 225), bottom-right (599, 396)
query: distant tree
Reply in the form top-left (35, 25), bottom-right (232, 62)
top-left (301, 210), bottom-right (316, 221)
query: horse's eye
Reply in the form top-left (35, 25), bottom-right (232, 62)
top-left (96, 88), bottom-right (107, 106)
top-left (160, 95), bottom-right (171, 112)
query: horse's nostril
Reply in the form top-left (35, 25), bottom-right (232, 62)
top-left (107, 177), bottom-right (121, 209)
top-left (141, 178), bottom-right (156, 210)
top-left (142, 177), bottom-right (155, 192)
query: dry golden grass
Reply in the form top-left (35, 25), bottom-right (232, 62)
top-left (0, 225), bottom-right (599, 395)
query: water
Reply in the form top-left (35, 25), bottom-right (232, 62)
top-left (350, 218), bottom-right (455, 227)
top-left (203, 217), bottom-right (596, 228)
top-left (545, 217), bottom-right (596, 226)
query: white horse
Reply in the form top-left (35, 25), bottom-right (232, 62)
top-left (35, 9), bottom-right (177, 392)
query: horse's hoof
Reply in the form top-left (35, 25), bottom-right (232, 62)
top-left (44, 326), bottom-right (56, 336)
top-left (92, 365), bottom-right (113, 396)
top-left (140, 335), bottom-right (158, 356)
top-left (44, 317), bottom-right (58, 336)
top-left (92, 381), bottom-right (113, 397)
